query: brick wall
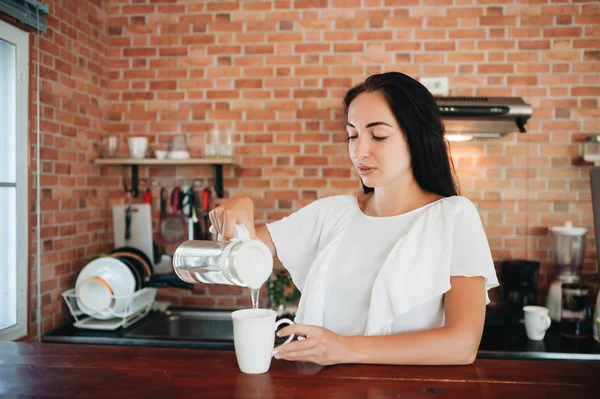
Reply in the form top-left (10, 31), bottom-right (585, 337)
top-left (22, 0), bottom-right (600, 338)
top-left (25, 0), bottom-right (113, 339)
top-left (105, 0), bottom-right (599, 308)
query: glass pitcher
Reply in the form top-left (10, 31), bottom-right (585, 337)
top-left (173, 224), bottom-right (273, 289)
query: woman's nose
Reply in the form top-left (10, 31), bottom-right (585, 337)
top-left (352, 136), bottom-right (370, 158)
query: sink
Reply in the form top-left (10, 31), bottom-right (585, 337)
top-left (125, 308), bottom-right (234, 342)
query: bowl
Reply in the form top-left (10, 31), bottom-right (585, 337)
top-left (155, 150), bottom-right (168, 160)
top-left (168, 150), bottom-right (191, 160)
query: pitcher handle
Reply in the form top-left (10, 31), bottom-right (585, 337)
top-left (208, 224), bottom-right (250, 242)
top-left (232, 224), bottom-right (250, 242)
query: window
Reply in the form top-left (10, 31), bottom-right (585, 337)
top-left (0, 19), bottom-right (29, 341)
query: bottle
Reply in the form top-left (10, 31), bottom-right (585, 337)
top-left (173, 224), bottom-right (272, 289)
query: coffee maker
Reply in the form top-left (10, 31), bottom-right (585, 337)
top-left (545, 221), bottom-right (587, 323)
top-left (502, 260), bottom-right (540, 324)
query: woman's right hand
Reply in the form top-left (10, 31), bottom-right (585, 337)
top-left (208, 197), bottom-right (257, 240)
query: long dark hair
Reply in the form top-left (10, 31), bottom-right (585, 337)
top-left (343, 72), bottom-right (459, 197)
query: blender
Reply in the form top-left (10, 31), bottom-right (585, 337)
top-left (546, 221), bottom-right (587, 322)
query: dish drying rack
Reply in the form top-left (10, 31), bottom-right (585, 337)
top-left (62, 287), bottom-right (158, 330)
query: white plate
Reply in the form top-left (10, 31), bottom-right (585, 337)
top-left (75, 257), bottom-right (135, 319)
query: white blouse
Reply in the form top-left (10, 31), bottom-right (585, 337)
top-left (266, 195), bottom-right (499, 336)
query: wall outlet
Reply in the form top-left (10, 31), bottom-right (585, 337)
top-left (419, 77), bottom-right (449, 96)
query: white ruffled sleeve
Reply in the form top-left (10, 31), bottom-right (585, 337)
top-left (450, 198), bottom-right (499, 304)
top-left (265, 199), bottom-right (325, 291)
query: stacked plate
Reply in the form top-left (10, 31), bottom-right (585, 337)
top-left (75, 247), bottom-right (154, 319)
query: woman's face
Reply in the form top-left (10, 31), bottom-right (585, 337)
top-left (346, 91), bottom-right (412, 190)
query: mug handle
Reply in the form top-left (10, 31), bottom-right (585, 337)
top-left (541, 314), bottom-right (551, 332)
top-left (275, 318), bottom-right (295, 345)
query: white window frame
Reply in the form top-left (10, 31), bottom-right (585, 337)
top-left (0, 19), bottom-right (29, 341)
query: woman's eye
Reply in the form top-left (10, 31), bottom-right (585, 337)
top-left (346, 136), bottom-right (358, 141)
top-left (372, 136), bottom-right (388, 141)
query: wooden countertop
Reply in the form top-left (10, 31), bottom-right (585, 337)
top-left (1, 342), bottom-right (598, 398)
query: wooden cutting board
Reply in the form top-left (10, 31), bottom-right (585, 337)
top-left (112, 204), bottom-right (154, 266)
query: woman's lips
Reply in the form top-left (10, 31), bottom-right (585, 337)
top-left (357, 166), bottom-right (377, 176)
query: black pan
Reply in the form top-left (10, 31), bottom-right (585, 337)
top-left (109, 246), bottom-right (153, 279)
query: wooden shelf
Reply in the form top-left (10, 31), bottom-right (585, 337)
top-left (94, 157), bottom-right (235, 166)
top-left (94, 157), bottom-right (236, 198)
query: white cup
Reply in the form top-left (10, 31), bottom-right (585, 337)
top-left (231, 309), bottom-right (294, 374)
top-left (77, 277), bottom-right (115, 314)
top-left (128, 137), bottom-right (148, 159)
top-left (523, 306), bottom-right (552, 341)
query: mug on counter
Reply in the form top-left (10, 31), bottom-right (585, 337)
top-left (523, 306), bottom-right (552, 341)
top-left (231, 309), bottom-right (294, 374)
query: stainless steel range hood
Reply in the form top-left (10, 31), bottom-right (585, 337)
top-left (435, 96), bottom-right (532, 141)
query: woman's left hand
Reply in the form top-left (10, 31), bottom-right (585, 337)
top-left (272, 324), bottom-right (353, 366)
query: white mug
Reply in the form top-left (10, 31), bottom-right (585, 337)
top-left (77, 277), bottom-right (115, 314)
top-left (523, 306), bottom-right (552, 341)
top-left (128, 137), bottom-right (148, 159)
top-left (231, 309), bottom-right (294, 374)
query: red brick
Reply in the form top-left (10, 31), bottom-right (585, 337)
top-left (519, 40), bottom-right (551, 50)
top-left (478, 64), bottom-right (515, 74)
top-left (521, 15), bottom-right (554, 26)
top-left (357, 31), bottom-right (394, 41)
top-left (246, 45), bottom-right (274, 54)
top-left (268, 32), bottom-right (303, 42)
top-left (334, 43), bottom-right (363, 52)
top-left (294, 0), bottom-right (327, 8)
top-left (426, 16), bottom-right (459, 28)
top-left (572, 87), bottom-right (600, 96)
top-left (123, 47), bottom-right (156, 57)
top-left (425, 41), bottom-right (456, 51)
top-left (294, 43), bottom-right (330, 52)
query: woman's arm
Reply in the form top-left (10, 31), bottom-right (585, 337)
top-left (348, 276), bottom-right (485, 365)
top-left (274, 276), bottom-right (486, 366)
top-left (255, 224), bottom-right (278, 258)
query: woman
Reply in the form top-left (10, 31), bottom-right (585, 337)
top-left (209, 72), bottom-right (499, 366)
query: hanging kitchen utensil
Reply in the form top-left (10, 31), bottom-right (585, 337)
top-left (159, 186), bottom-right (167, 253)
top-left (202, 187), bottom-right (211, 240)
top-left (191, 188), bottom-right (201, 240)
top-left (163, 186), bottom-right (187, 245)
top-left (180, 186), bottom-right (194, 241)
top-left (143, 187), bottom-right (152, 205)
top-left (125, 205), bottom-right (132, 241)
top-left (142, 186), bottom-right (161, 264)
top-left (196, 187), bottom-right (205, 240)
